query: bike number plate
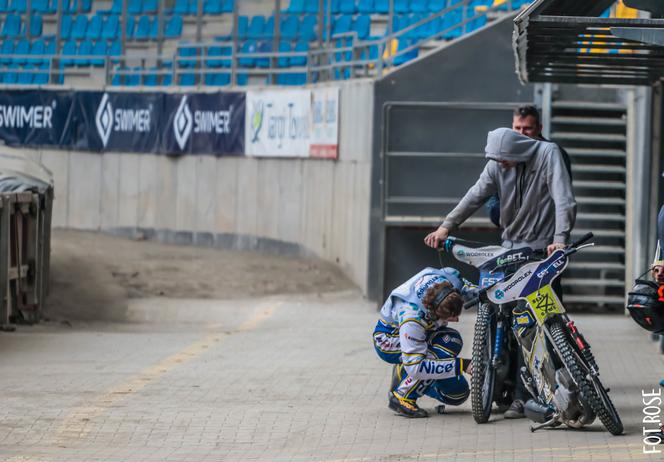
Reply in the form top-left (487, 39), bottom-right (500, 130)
top-left (525, 285), bottom-right (565, 325)
top-left (480, 271), bottom-right (504, 288)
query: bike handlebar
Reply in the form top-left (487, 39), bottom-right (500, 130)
top-left (569, 232), bottom-right (594, 250)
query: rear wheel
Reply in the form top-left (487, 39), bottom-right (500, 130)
top-left (550, 321), bottom-right (623, 435)
top-left (471, 303), bottom-right (495, 424)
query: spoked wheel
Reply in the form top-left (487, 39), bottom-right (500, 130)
top-left (550, 321), bottom-right (623, 435)
top-left (471, 303), bottom-right (495, 424)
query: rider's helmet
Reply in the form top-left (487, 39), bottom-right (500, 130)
top-left (627, 280), bottom-right (664, 334)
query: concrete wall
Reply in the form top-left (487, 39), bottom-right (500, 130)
top-left (24, 80), bottom-right (373, 294)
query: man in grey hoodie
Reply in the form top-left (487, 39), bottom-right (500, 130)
top-left (424, 127), bottom-right (576, 255)
top-left (424, 127), bottom-right (576, 419)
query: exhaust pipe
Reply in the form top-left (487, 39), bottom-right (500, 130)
top-left (524, 399), bottom-right (554, 423)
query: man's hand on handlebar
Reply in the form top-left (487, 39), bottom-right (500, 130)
top-left (424, 226), bottom-right (449, 249)
top-left (546, 243), bottom-right (566, 256)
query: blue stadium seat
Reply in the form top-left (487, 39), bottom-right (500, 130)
top-left (222, 0), bottom-right (233, 12)
top-left (165, 15), bottom-right (183, 38)
top-left (143, 67), bottom-right (159, 86)
top-left (101, 0), bottom-right (122, 14)
top-left (126, 67), bottom-right (141, 86)
top-left (135, 15), bottom-right (151, 40)
top-left (9, 0), bottom-right (26, 13)
top-left (263, 16), bottom-right (274, 39)
top-left (86, 14), bottom-right (102, 39)
top-left (33, 62), bottom-right (49, 84)
top-left (206, 45), bottom-right (230, 67)
top-left (174, 0), bottom-right (189, 14)
top-left (331, 0), bottom-right (341, 14)
top-left (149, 16), bottom-right (159, 38)
top-left (76, 39), bottom-right (92, 66)
top-left (62, 40), bottom-right (76, 66)
top-left (375, 0), bottom-right (388, 13)
top-left (161, 72), bottom-right (172, 85)
top-left (287, 0), bottom-right (304, 14)
top-left (405, 14), bottom-right (423, 38)
top-left (256, 41), bottom-right (271, 68)
top-left (395, 0), bottom-right (410, 13)
top-left (32, 0), bottom-right (48, 13)
top-left (60, 14), bottom-right (72, 39)
top-left (178, 43), bottom-right (197, 67)
top-left (203, 0), bottom-right (222, 14)
top-left (358, 0), bottom-right (373, 13)
top-left (441, 8), bottom-right (462, 39)
top-left (143, 0), bottom-right (158, 13)
top-left (238, 40), bottom-right (256, 67)
top-left (0, 0), bottom-right (8, 12)
top-left (466, 6), bottom-right (486, 32)
top-left (0, 40), bottom-right (14, 65)
top-left (108, 39), bottom-right (121, 58)
top-left (333, 15), bottom-right (352, 37)
top-left (2, 64), bottom-right (18, 84)
top-left (2, 14), bottom-right (21, 38)
top-left (353, 14), bottom-right (370, 39)
top-left (277, 40), bottom-right (290, 67)
top-left (79, 0), bottom-right (92, 13)
top-left (111, 67), bottom-right (125, 85)
top-left (340, 0), bottom-right (356, 14)
top-left (280, 15), bottom-right (299, 40)
top-left (28, 38), bottom-right (45, 65)
top-left (29, 14), bottom-right (42, 36)
top-left (91, 40), bottom-right (106, 66)
top-left (71, 15), bottom-right (88, 40)
top-left (128, 0), bottom-right (141, 14)
top-left (248, 15), bottom-right (265, 39)
top-left (178, 72), bottom-right (196, 86)
top-left (125, 16), bottom-right (135, 38)
top-left (214, 73), bottom-right (231, 86)
top-left (393, 38), bottom-right (417, 65)
top-left (12, 38), bottom-right (29, 65)
top-left (291, 39), bottom-right (308, 66)
top-left (300, 15), bottom-right (317, 41)
top-left (237, 16), bottom-right (249, 40)
top-left (18, 64), bottom-right (34, 84)
top-left (411, 0), bottom-right (427, 12)
top-left (102, 15), bottom-right (119, 39)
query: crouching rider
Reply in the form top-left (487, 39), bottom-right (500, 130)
top-left (372, 267), bottom-right (474, 418)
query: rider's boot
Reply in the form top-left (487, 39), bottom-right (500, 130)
top-left (504, 399), bottom-right (526, 419)
top-left (388, 391), bottom-right (428, 418)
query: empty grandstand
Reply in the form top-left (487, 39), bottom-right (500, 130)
top-left (0, 0), bottom-right (531, 87)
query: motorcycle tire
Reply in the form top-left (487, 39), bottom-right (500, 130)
top-left (471, 303), bottom-right (495, 424)
top-left (550, 321), bottom-right (623, 435)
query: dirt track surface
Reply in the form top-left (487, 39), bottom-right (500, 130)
top-left (46, 230), bottom-right (354, 322)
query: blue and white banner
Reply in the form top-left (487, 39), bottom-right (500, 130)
top-left (0, 90), bottom-right (246, 156)
top-left (161, 92), bottom-right (245, 155)
top-left (72, 91), bottom-right (162, 153)
top-left (0, 90), bottom-right (74, 148)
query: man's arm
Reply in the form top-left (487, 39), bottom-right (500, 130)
top-left (424, 164), bottom-right (498, 248)
top-left (546, 144), bottom-right (577, 246)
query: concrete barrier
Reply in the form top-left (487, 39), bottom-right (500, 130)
top-left (34, 80), bottom-right (374, 295)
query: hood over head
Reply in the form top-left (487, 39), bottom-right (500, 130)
top-left (485, 127), bottom-right (539, 163)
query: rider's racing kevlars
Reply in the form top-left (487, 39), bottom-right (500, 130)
top-left (377, 267), bottom-right (476, 380)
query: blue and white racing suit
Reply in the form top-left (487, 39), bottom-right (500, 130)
top-left (372, 267), bottom-right (474, 405)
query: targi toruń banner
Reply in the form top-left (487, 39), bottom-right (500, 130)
top-left (0, 90), bottom-right (245, 156)
top-left (245, 87), bottom-right (339, 159)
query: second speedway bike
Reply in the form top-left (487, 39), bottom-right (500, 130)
top-left (442, 233), bottom-right (623, 435)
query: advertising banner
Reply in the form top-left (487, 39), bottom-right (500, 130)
top-left (245, 90), bottom-right (311, 157)
top-left (161, 92), bottom-right (245, 155)
top-left (0, 90), bottom-right (74, 148)
top-left (71, 91), bottom-right (163, 153)
top-left (310, 87), bottom-right (339, 159)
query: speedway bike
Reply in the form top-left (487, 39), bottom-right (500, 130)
top-left (442, 233), bottom-right (623, 435)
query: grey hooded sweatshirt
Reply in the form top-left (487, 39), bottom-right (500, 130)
top-left (441, 128), bottom-right (576, 249)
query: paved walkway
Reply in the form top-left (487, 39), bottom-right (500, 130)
top-left (0, 290), bottom-right (662, 461)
